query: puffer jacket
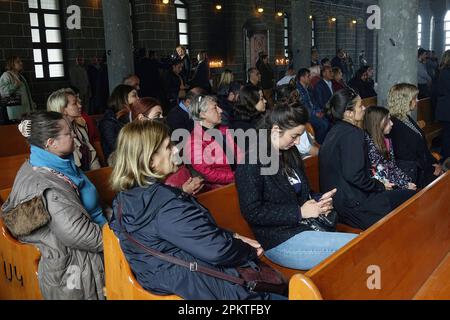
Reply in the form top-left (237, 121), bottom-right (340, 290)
top-left (110, 182), bottom-right (267, 300)
top-left (1, 162), bottom-right (104, 300)
top-left (184, 123), bottom-right (243, 189)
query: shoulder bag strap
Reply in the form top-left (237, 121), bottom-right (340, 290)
top-left (116, 201), bottom-right (246, 286)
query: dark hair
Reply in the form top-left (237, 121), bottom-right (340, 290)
top-left (275, 84), bottom-right (300, 105)
top-left (418, 48), bottom-right (427, 58)
top-left (259, 102), bottom-right (309, 176)
top-left (22, 111), bottom-right (64, 149)
top-left (108, 84), bottom-right (135, 113)
top-left (326, 88), bottom-right (360, 121)
top-left (297, 68), bottom-right (310, 80)
top-left (5, 56), bottom-right (20, 71)
top-left (364, 106), bottom-right (390, 159)
top-left (234, 85), bottom-right (263, 121)
top-left (321, 65), bottom-right (332, 77)
top-left (321, 58), bottom-right (330, 66)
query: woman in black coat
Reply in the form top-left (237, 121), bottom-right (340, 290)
top-left (388, 83), bottom-right (444, 188)
top-left (319, 89), bottom-right (416, 230)
top-left (235, 103), bottom-right (357, 271)
top-left (435, 50), bottom-right (450, 161)
top-left (109, 120), bottom-right (281, 300)
top-left (232, 85), bottom-right (267, 131)
top-left (99, 84), bottom-right (137, 162)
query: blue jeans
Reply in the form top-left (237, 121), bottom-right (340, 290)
top-left (265, 231), bottom-right (358, 270)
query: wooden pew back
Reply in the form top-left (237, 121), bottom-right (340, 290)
top-left (301, 172), bottom-right (450, 300)
top-left (417, 98), bottom-right (443, 147)
top-left (362, 96), bottom-right (377, 107)
top-left (0, 188), bottom-right (43, 300)
top-left (0, 125), bottom-right (29, 157)
top-left (0, 154), bottom-right (28, 190)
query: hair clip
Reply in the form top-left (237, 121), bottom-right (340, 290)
top-left (18, 120), bottom-right (32, 138)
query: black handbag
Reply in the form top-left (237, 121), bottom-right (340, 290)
top-left (300, 210), bottom-right (338, 232)
top-left (117, 203), bottom-right (289, 297)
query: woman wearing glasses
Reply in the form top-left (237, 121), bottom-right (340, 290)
top-left (184, 95), bottom-right (242, 190)
top-left (1, 111), bottom-right (105, 299)
top-left (319, 89), bottom-right (416, 230)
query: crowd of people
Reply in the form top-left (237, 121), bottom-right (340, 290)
top-left (0, 43), bottom-right (449, 300)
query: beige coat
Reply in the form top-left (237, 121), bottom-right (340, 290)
top-left (1, 163), bottom-right (105, 300)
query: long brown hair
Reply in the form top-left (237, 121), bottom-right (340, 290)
top-left (363, 106), bottom-right (390, 159)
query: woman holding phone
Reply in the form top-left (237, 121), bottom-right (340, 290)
top-left (235, 102), bottom-right (357, 271)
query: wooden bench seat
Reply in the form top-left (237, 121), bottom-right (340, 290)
top-left (417, 98), bottom-right (443, 148)
top-left (0, 188), bottom-right (42, 300)
top-left (0, 154), bottom-right (29, 190)
top-left (297, 172), bottom-right (450, 300)
top-left (0, 124), bottom-right (29, 157)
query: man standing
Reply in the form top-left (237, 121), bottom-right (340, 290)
top-left (418, 48), bottom-right (432, 99)
top-left (297, 68), bottom-right (329, 144)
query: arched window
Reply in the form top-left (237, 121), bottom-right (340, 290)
top-left (284, 14), bottom-right (289, 58)
top-left (418, 15), bottom-right (422, 47)
top-left (175, 0), bottom-right (189, 50)
top-left (445, 11), bottom-right (450, 51)
top-left (28, 0), bottom-right (66, 79)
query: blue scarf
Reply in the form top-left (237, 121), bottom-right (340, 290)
top-left (29, 145), bottom-right (106, 226)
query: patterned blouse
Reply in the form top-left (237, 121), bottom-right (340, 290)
top-left (365, 133), bottom-right (412, 189)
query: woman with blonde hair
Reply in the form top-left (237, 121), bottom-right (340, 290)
top-left (108, 120), bottom-right (279, 300)
top-left (388, 83), bottom-right (443, 188)
top-left (435, 50), bottom-right (450, 162)
top-left (47, 88), bottom-right (101, 171)
top-left (217, 69), bottom-right (234, 95)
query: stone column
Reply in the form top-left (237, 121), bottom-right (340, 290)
top-left (291, 0), bottom-right (312, 70)
top-left (377, 0), bottom-right (419, 106)
top-left (102, 0), bottom-right (134, 92)
top-left (430, 0), bottom-right (447, 57)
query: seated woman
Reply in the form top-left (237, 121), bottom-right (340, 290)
top-left (232, 85), bottom-right (267, 131)
top-left (185, 95), bottom-right (242, 190)
top-left (319, 89), bottom-right (416, 230)
top-left (1, 111), bottom-right (105, 299)
top-left (129, 97), bottom-right (204, 195)
top-left (364, 106), bottom-right (417, 190)
top-left (387, 83), bottom-right (444, 188)
top-left (235, 102), bottom-right (358, 271)
top-left (277, 84), bottom-right (320, 158)
top-left (99, 84), bottom-right (138, 163)
top-left (47, 88), bottom-right (101, 171)
top-left (109, 120), bottom-right (276, 300)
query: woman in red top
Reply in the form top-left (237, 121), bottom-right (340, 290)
top-left (184, 95), bottom-right (242, 190)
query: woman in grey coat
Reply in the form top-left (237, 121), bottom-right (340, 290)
top-left (1, 111), bottom-right (105, 300)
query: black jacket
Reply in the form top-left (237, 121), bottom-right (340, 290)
top-left (435, 68), bottom-right (450, 122)
top-left (389, 116), bottom-right (437, 188)
top-left (235, 160), bottom-right (312, 251)
top-left (190, 60), bottom-right (211, 92)
top-left (314, 79), bottom-right (333, 111)
top-left (98, 109), bottom-right (125, 159)
top-left (166, 104), bottom-right (194, 135)
top-left (110, 182), bottom-right (266, 300)
top-left (319, 121), bottom-right (393, 229)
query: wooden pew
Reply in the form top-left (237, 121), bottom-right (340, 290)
top-left (362, 96), bottom-right (377, 107)
top-left (0, 188), bottom-right (43, 300)
top-left (103, 224), bottom-right (182, 300)
top-left (295, 172), bottom-right (450, 300)
top-left (0, 154), bottom-right (28, 190)
top-left (417, 98), bottom-right (443, 148)
top-left (0, 124), bottom-right (29, 157)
